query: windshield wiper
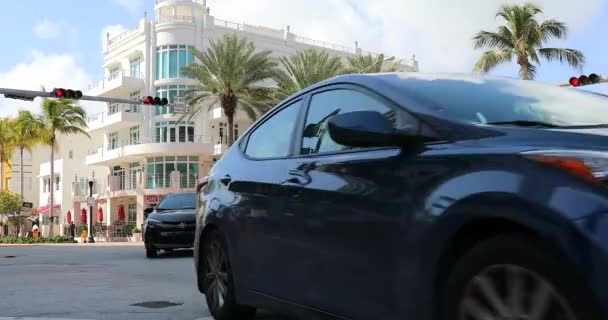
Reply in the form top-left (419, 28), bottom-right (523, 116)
top-left (483, 120), bottom-right (563, 128)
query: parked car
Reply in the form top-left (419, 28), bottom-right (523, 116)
top-left (143, 192), bottom-right (196, 258)
top-left (194, 73), bottom-right (608, 320)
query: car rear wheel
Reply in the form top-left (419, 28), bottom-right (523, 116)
top-left (146, 246), bottom-right (157, 258)
top-left (201, 230), bottom-right (255, 320)
top-left (439, 235), bottom-right (600, 320)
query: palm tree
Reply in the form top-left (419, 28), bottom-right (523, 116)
top-left (39, 98), bottom-right (89, 236)
top-left (181, 33), bottom-right (277, 147)
top-left (14, 111), bottom-right (43, 199)
top-left (0, 118), bottom-right (16, 193)
top-left (346, 53), bottom-right (400, 74)
top-left (472, 3), bottom-right (585, 80)
top-left (274, 49), bottom-right (344, 100)
top-left (14, 111), bottom-right (43, 237)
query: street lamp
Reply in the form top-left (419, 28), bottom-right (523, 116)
top-left (87, 179), bottom-right (95, 243)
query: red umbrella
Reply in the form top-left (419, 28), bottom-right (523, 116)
top-left (118, 205), bottom-right (125, 221)
top-left (66, 210), bottom-right (72, 224)
top-left (98, 207), bottom-right (104, 222)
top-left (81, 208), bottom-right (87, 223)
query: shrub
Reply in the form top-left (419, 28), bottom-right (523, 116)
top-left (0, 236), bottom-right (77, 244)
top-left (132, 227), bottom-right (141, 233)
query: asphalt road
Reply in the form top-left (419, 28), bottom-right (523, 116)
top-left (0, 245), bottom-right (293, 320)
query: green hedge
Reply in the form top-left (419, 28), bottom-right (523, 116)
top-left (0, 236), bottom-right (77, 244)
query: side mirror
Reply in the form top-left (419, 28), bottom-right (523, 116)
top-left (328, 111), bottom-right (435, 148)
top-left (143, 207), bottom-right (154, 218)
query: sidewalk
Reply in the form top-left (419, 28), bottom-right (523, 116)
top-left (0, 242), bottom-right (144, 247)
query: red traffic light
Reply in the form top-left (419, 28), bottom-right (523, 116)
top-left (52, 88), bottom-right (82, 99)
top-left (53, 88), bottom-right (65, 97)
top-left (143, 96), bottom-right (169, 106)
top-left (569, 77), bottom-right (579, 87)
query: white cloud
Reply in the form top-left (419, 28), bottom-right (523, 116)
top-left (33, 19), bottom-right (61, 40)
top-left (206, 0), bottom-right (605, 73)
top-left (0, 51), bottom-right (95, 118)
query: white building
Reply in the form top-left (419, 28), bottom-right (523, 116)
top-left (39, 0), bottom-right (419, 238)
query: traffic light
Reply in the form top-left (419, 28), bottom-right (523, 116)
top-left (143, 96), bottom-right (168, 106)
top-left (51, 88), bottom-right (83, 99)
top-left (568, 73), bottom-right (601, 87)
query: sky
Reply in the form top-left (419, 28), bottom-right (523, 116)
top-left (0, 0), bottom-right (607, 117)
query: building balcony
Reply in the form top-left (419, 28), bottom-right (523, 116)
top-left (86, 70), bottom-right (144, 97)
top-left (87, 103), bottom-right (142, 133)
top-left (86, 136), bottom-right (213, 166)
top-left (72, 179), bottom-right (107, 201)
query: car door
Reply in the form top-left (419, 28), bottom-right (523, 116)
top-left (223, 98), bottom-right (308, 297)
top-left (281, 86), bottom-right (422, 319)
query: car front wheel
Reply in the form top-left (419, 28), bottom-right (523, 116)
top-left (439, 235), bottom-right (601, 320)
top-left (146, 246), bottom-right (157, 258)
top-left (201, 230), bottom-right (255, 320)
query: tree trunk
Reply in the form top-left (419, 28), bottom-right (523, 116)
top-left (19, 147), bottom-right (24, 237)
top-left (517, 54), bottom-right (532, 80)
top-left (227, 114), bottom-right (234, 147)
top-left (221, 96), bottom-right (237, 147)
top-left (49, 138), bottom-right (55, 237)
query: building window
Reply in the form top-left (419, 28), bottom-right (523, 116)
top-left (155, 121), bottom-right (195, 143)
top-left (69, 150), bottom-right (73, 159)
top-left (154, 85), bottom-right (193, 115)
top-left (108, 132), bottom-right (119, 150)
top-left (146, 156), bottom-right (199, 189)
top-left (218, 123), bottom-right (239, 144)
top-left (155, 45), bottom-right (194, 81)
top-left (129, 126), bottom-right (140, 144)
top-left (128, 204), bottom-right (137, 222)
top-left (55, 176), bottom-right (60, 191)
top-left (129, 91), bottom-right (140, 112)
top-left (130, 57), bottom-right (141, 78)
top-left (109, 66), bottom-right (120, 80)
top-left (5, 178), bottom-right (11, 191)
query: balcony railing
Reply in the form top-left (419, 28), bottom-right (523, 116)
top-left (90, 135), bottom-right (212, 154)
top-left (87, 103), bottom-right (141, 123)
top-left (87, 70), bottom-right (144, 91)
top-left (72, 180), bottom-right (106, 197)
top-left (158, 15), bottom-right (195, 23)
top-left (294, 36), bottom-right (355, 53)
top-left (145, 172), bottom-right (198, 190)
top-left (108, 27), bottom-right (140, 45)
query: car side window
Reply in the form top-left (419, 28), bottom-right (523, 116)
top-left (245, 100), bottom-right (301, 158)
top-left (301, 89), bottom-right (395, 155)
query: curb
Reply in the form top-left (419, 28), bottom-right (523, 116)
top-left (0, 242), bottom-right (144, 247)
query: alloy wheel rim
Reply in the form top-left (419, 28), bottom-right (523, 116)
top-left (459, 264), bottom-right (577, 320)
top-left (206, 240), bottom-right (228, 311)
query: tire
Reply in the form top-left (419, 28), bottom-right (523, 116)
top-left (146, 246), bottom-right (157, 258)
top-left (200, 230), bottom-right (256, 320)
top-left (438, 234), bottom-right (601, 320)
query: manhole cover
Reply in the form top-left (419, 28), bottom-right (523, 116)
top-left (130, 301), bottom-right (183, 309)
top-left (4, 256), bottom-right (16, 258)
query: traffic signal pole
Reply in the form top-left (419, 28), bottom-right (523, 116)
top-left (0, 88), bottom-right (137, 104)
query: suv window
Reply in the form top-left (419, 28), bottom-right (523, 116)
top-left (301, 89), bottom-right (395, 154)
top-left (245, 100), bottom-right (301, 158)
top-left (156, 192), bottom-right (196, 210)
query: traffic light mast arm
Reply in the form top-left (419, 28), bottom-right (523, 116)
top-left (0, 88), bottom-right (138, 104)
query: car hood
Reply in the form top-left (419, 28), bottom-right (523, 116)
top-left (151, 210), bottom-right (196, 223)
top-left (471, 126), bottom-right (608, 152)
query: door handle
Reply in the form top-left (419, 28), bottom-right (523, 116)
top-left (219, 175), bottom-right (232, 186)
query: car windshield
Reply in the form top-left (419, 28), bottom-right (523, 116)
top-left (393, 75), bottom-right (608, 127)
top-left (156, 193), bottom-right (196, 211)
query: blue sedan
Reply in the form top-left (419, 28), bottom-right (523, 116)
top-left (194, 73), bottom-right (608, 320)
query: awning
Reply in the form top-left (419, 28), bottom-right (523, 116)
top-left (36, 204), bottom-right (61, 216)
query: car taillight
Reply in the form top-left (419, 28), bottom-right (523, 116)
top-left (522, 150), bottom-right (608, 184)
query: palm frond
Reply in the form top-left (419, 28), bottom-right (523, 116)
top-left (540, 19), bottom-right (568, 42)
top-left (538, 48), bottom-right (585, 68)
top-left (473, 50), bottom-right (513, 73)
top-left (473, 31), bottom-right (513, 50)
